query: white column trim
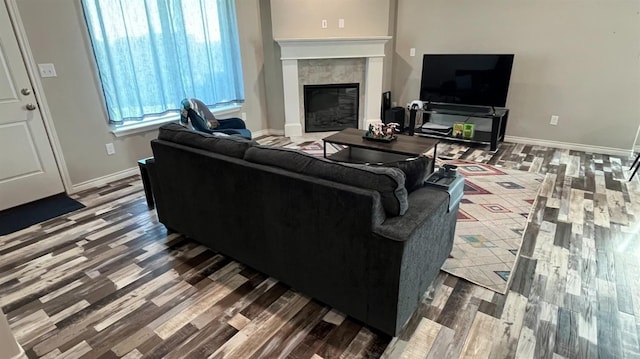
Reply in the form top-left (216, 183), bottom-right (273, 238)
top-left (281, 59), bottom-right (302, 137)
top-left (364, 57), bottom-right (384, 129)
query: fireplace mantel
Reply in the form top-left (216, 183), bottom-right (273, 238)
top-left (275, 36), bottom-right (391, 137)
top-left (276, 36), bottom-right (391, 59)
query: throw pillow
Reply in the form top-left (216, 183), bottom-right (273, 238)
top-left (244, 146), bottom-right (409, 216)
top-left (158, 123), bottom-right (254, 158)
top-left (377, 156), bottom-right (433, 192)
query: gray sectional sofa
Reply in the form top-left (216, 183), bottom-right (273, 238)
top-left (146, 123), bottom-right (458, 336)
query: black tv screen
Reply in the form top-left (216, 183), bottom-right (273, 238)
top-left (419, 54), bottom-right (514, 107)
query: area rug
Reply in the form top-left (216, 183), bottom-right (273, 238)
top-left (0, 193), bottom-right (85, 236)
top-left (442, 161), bottom-right (544, 293)
top-left (262, 137), bottom-right (544, 294)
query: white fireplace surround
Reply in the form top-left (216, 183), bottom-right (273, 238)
top-left (275, 36), bottom-right (391, 137)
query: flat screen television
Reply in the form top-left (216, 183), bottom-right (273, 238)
top-left (419, 54), bottom-right (514, 108)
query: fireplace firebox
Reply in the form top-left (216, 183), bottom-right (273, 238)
top-left (304, 83), bottom-right (359, 132)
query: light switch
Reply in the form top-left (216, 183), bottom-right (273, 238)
top-left (339, 18), bottom-right (345, 28)
top-left (410, 48), bottom-right (416, 57)
top-left (38, 63), bottom-right (57, 78)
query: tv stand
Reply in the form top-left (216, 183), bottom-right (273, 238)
top-left (407, 103), bottom-right (509, 151)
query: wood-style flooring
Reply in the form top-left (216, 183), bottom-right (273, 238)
top-left (0, 140), bottom-right (639, 358)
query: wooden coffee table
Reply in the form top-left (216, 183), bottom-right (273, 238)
top-left (323, 128), bottom-right (439, 164)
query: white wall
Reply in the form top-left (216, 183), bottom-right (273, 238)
top-left (259, 0), bottom-right (286, 132)
top-left (0, 310), bottom-right (23, 359)
top-left (15, 0), bottom-right (269, 186)
top-left (236, 0), bottom-right (270, 132)
top-left (392, 0), bottom-right (640, 150)
top-left (270, 0), bottom-right (390, 39)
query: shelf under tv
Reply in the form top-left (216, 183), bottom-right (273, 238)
top-left (408, 105), bottom-right (509, 151)
top-left (414, 130), bottom-right (497, 147)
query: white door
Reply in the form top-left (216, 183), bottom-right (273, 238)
top-left (0, 2), bottom-right (64, 211)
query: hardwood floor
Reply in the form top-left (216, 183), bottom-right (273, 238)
top-left (1, 141), bottom-right (639, 358)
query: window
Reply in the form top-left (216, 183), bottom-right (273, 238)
top-left (81, 0), bottom-right (244, 125)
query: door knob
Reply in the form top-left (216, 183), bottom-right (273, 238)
top-left (26, 103), bottom-right (37, 111)
top-left (21, 88), bottom-right (31, 95)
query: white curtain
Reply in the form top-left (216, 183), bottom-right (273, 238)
top-left (81, 0), bottom-right (245, 123)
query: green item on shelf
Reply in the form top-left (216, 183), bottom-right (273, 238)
top-left (463, 123), bottom-right (475, 139)
top-left (453, 123), bottom-right (464, 138)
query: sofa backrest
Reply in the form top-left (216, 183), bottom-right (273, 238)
top-left (156, 124), bottom-right (411, 216)
top-left (244, 145), bottom-right (409, 216)
top-left (158, 123), bottom-right (254, 158)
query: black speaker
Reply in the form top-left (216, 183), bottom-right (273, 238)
top-left (384, 107), bottom-right (405, 131)
top-left (381, 91), bottom-right (391, 119)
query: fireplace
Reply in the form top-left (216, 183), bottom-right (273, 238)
top-left (275, 36), bottom-right (391, 137)
top-left (304, 83), bottom-right (359, 132)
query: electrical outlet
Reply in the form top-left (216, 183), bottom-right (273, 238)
top-left (550, 115), bottom-right (559, 125)
top-left (321, 19), bottom-right (328, 29)
top-left (105, 143), bottom-right (115, 155)
top-left (410, 48), bottom-right (416, 57)
top-left (38, 63), bottom-right (57, 78)
top-left (338, 18), bottom-right (345, 28)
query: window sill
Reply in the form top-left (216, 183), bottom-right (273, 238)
top-left (110, 104), bottom-right (243, 137)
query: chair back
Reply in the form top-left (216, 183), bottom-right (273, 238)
top-left (180, 98), bottom-right (219, 132)
top-left (179, 98), bottom-right (252, 139)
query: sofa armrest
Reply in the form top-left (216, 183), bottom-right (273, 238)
top-left (371, 185), bottom-right (458, 334)
top-left (373, 186), bottom-right (454, 242)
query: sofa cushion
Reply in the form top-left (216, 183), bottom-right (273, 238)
top-left (244, 146), bottom-right (408, 216)
top-left (377, 156), bottom-right (433, 192)
top-left (158, 123), bottom-right (254, 158)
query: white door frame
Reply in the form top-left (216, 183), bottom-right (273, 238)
top-left (4, 0), bottom-right (72, 193)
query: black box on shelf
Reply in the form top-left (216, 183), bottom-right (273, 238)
top-left (384, 107), bottom-right (405, 131)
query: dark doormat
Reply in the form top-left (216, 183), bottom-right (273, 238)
top-left (0, 193), bottom-right (85, 236)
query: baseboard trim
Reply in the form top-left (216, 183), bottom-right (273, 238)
top-left (252, 128), bottom-right (285, 138)
top-left (69, 167), bottom-right (139, 194)
top-left (504, 135), bottom-right (635, 158)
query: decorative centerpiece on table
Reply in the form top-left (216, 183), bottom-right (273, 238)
top-left (363, 122), bottom-right (400, 142)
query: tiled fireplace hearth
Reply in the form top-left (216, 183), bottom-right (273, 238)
top-left (275, 37), bottom-right (391, 137)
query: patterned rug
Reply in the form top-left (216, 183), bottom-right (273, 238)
top-left (256, 136), bottom-right (544, 293)
top-left (442, 161), bottom-right (544, 293)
